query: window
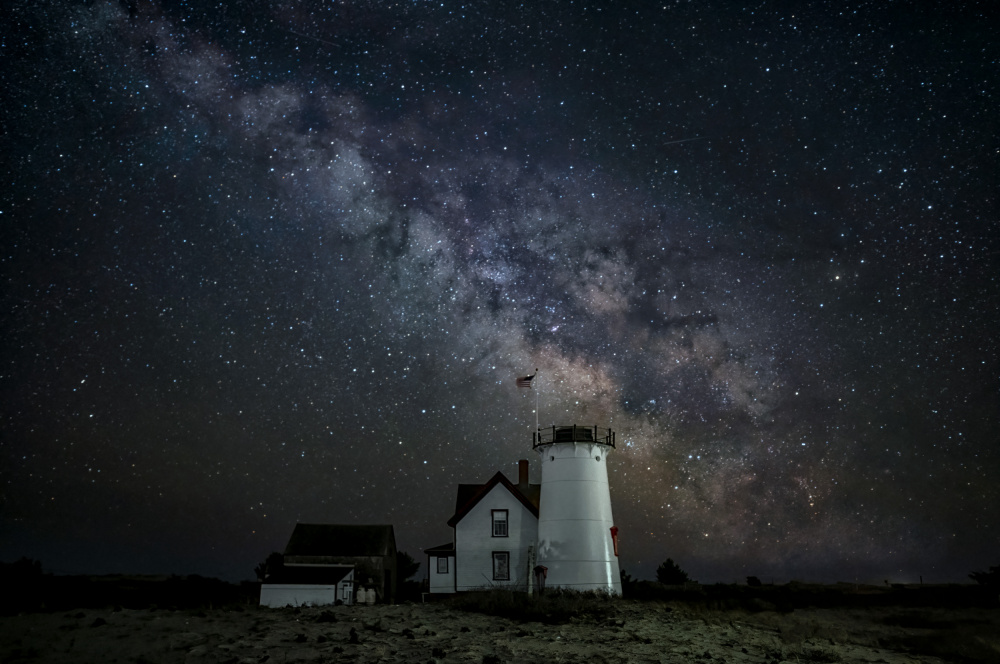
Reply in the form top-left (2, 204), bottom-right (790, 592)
top-left (492, 509), bottom-right (508, 537)
top-left (437, 557), bottom-right (449, 574)
top-left (492, 552), bottom-right (510, 581)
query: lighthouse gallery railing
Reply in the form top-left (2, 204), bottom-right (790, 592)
top-left (532, 425), bottom-right (615, 449)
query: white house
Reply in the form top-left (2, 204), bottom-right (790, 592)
top-left (427, 459), bottom-right (540, 592)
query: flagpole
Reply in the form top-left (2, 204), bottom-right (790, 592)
top-left (535, 367), bottom-right (539, 436)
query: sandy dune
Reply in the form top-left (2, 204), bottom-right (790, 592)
top-left (1, 600), bottom-right (997, 663)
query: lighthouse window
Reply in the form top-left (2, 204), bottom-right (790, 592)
top-left (492, 551), bottom-right (510, 580)
top-left (437, 557), bottom-right (449, 574)
top-left (491, 510), bottom-right (508, 537)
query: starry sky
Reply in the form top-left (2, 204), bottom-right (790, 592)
top-left (2, 0), bottom-right (998, 585)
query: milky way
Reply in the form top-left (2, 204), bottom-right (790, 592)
top-left (2, 1), bottom-right (997, 583)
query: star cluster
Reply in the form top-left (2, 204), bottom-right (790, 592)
top-left (2, 1), bottom-right (997, 583)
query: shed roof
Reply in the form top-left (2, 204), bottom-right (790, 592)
top-left (423, 542), bottom-right (455, 555)
top-left (283, 524), bottom-right (396, 558)
top-left (266, 564), bottom-right (354, 585)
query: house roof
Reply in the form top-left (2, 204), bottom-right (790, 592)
top-left (455, 484), bottom-right (486, 514)
top-left (283, 524), bottom-right (396, 558)
top-left (446, 471), bottom-right (540, 527)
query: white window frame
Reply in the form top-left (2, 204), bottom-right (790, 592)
top-left (491, 509), bottom-right (508, 537)
top-left (436, 556), bottom-right (449, 574)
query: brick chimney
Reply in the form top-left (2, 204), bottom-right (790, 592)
top-left (518, 459), bottom-right (529, 487)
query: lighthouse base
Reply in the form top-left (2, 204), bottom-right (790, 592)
top-left (534, 558), bottom-right (622, 595)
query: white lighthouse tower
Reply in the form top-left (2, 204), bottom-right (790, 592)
top-left (534, 425), bottom-right (621, 594)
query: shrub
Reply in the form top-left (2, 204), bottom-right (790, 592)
top-left (656, 558), bottom-right (691, 585)
top-left (968, 564), bottom-right (999, 588)
top-left (255, 552), bottom-right (284, 582)
top-left (396, 551), bottom-right (421, 582)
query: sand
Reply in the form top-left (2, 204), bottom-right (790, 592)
top-left (1, 600), bottom-right (997, 664)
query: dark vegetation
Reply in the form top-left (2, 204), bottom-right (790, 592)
top-left (616, 557), bottom-right (1000, 611)
top-left (254, 551), bottom-right (284, 581)
top-left (655, 557), bottom-right (691, 585)
top-left (395, 551), bottom-right (422, 602)
top-left (876, 611), bottom-right (1000, 663)
top-left (450, 587), bottom-right (618, 624)
top-left (4, 555), bottom-right (997, 618)
top-left (3, 557), bottom-right (998, 663)
top-left (620, 579), bottom-right (996, 611)
top-left (448, 577), bottom-right (999, 661)
top-left (0, 558), bottom-right (257, 614)
top-left (969, 564), bottom-right (1000, 590)
top-left (449, 556), bottom-right (997, 627)
top-left (449, 558), bottom-right (998, 626)
top-left (454, 580), bottom-right (995, 625)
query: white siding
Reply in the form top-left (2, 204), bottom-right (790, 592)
top-left (428, 555), bottom-right (455, 593)
top-left (259, 568), bottom-right (355, 606)
top-left (454, 484), bottom-right (536, 592)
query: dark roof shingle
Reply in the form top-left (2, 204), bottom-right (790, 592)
top-left (447, 472), bottom-right (540, 527)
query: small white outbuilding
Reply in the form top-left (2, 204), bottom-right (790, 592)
top-left (259, 523), bottom-right (397, 607)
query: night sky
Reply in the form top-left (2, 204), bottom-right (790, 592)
top-left (2, 1), bottom-right (997, 585)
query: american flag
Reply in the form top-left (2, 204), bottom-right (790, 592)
top-left (516, 373), bottom-right (535, 389)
